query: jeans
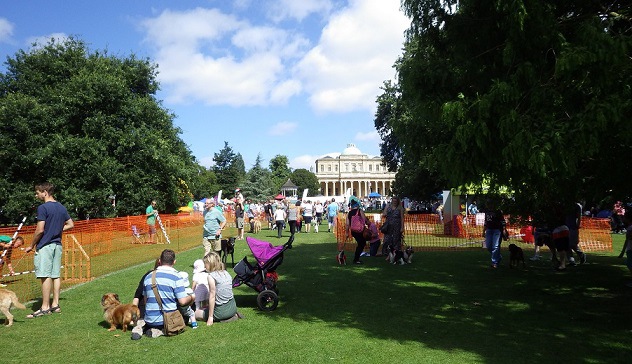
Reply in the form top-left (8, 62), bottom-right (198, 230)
top-left (351, 232), bottom-right (367, 262)
top-left (276, 220), bottom-right (284, 238)
top-left (485, 229), bottom-right (502, 265)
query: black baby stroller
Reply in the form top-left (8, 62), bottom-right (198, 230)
top-left (233, 235), bottom-right (294, 311)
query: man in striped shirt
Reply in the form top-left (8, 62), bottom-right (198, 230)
top-left (136, 249), bottom-right (194, 339)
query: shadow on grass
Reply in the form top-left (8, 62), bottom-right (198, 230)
top-left (242, 233), bottom-right (632, 363)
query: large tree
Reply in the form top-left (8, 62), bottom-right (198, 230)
top-left (289, 169), bottom-right (320, 197)
top-left (212, 142), bottom-right (246, 195)
top-left (377, 0), bottom-right (632, 217)
top-left (242, 153), bottom-right (275, 201)
top-left (269, 154), bottom-right (292, 192)
top-left (0, 37), bottom-right (200, 222)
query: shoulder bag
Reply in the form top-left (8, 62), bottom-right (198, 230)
top-left (151, 270), bottom-right (186, 336)
top-left (350, 211), bottom-right (366, 233)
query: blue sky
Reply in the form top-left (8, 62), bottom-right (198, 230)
top-left (0, 0), bottom-right (409, 171)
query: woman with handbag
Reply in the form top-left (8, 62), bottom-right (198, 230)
top-left (346, 196), bottom-right (369, 265)
top-left (381, 196), bottom-right (406, 255)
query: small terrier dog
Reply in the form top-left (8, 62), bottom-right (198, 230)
top-left (388, 246), bottom-right (414, 265)
top-left (101, 293), bottom-right (140, 332)
top-left (0, 289), bottom-right (26, 326)
top-left (313, 221), bottom-right (319, 233)
top-left (508, 243), bottom-right (526, 268)
top-left (221, 237), bottom-right (236, 267)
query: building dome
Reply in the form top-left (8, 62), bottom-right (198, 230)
top-left (341, 143), bottom-right (362, 155)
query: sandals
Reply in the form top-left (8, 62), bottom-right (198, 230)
top-left (50, 305), bottom-right (61, 313)
top-left (26, 309), bottom-right (51, 318)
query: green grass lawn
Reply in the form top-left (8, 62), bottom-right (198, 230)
top-left (1, 228), bottom-right (631, 364)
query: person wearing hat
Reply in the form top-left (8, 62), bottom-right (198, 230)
top-left (346, 196), bottom-right (368, 264)
top-left (203, 198), bottom-right (226, 256)
top-left (191, 259), bottom-right (210, 320)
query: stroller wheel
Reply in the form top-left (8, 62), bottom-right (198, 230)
top-left (257, 290), bottom-right (279, 311)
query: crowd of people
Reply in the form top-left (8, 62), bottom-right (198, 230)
top-left (6, 181), bottom-right (632, 341)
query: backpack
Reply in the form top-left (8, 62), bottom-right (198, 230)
top-left (350, 212), bottom-right (366, 233)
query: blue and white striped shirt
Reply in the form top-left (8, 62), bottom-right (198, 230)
top-left (142, 265), bottom-right (187, 326)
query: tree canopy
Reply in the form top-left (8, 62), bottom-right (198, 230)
top-left (290, 168), bottom-right (320, 197)
top-left (377, 0), bottom-right (632, 217)
top-left (0, 37), bottom-right (204, 222)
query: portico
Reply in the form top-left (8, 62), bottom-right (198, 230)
top-left (314, 144), bottom-right (396, 198)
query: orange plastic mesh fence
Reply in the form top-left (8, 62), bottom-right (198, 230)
top-left (336, 214), bottom-right (613, 253)
top-left (0, 212), bottom-right (213, 303)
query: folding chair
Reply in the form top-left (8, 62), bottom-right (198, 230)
top-left (131, 225), bottom-right (147, 244)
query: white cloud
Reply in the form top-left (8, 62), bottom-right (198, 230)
top-left (269, 121), bottom-right (298, 136)
top-left (26, 33), bottom-right (69, 49)
top-left (290, 154), bottom-right (317, 170)
top-left (141, 8), bottom-right (307, 106)
top-left (294, 0), bottom-right (409, 113)
top-left (0, 18), bottom-right (14, 43)
top-left (267, 0), bottom-right (334, 22)
top-left (355, 130), bottom-right (379, 142)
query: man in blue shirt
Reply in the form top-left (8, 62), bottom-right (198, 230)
top-left (136, 249), bottom-right (193, 339)
top-left (25, 182), bottom-right (74, 318)
top-left (327, 198), bottom-right (340, 233)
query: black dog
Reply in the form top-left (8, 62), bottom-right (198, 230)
top-left (508, 243), bottom-right (526, 268)
top-left (221, 237), bottom-right (236, 267)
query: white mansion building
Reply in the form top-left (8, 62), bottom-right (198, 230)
top-left (314, 144), bottom-right (396, 198)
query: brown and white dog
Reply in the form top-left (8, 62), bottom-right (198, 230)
top-left (101, 293), bottom-right (140, 332)
top-left (0, 289), bottom-right (26, 326)
top-left (508, 243), bottom-right (526, 268)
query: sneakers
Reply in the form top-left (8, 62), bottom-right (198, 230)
top-left (529, 255), bottom-right (540, 261)
top-left (191, 321), bottom-right (198, 329)
top-left (354, 260), bottom-right (363, 265)
top-left (144, 328), bottom-right (164, 338)
top-left (0, 283), bottom-right (7, 287)
top-left (131, 333), bottom-right (142, 340)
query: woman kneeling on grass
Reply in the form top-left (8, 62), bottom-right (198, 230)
top-left (204, 252), bottom-right (242, 325)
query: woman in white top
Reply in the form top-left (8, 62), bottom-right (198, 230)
top-left (302, 201), bottom-right (313, 233)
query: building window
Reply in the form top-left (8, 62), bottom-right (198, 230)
top-left (352, 163), bottom-right (356, 172)
top-left (335, 165), bottom-right (338, 172)
top-left (320, 165), bottom-right (324, 172)
top-left (368, 164), bottom-right (372, 172)
top-left (328, 165), bottom-right (331, 172)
